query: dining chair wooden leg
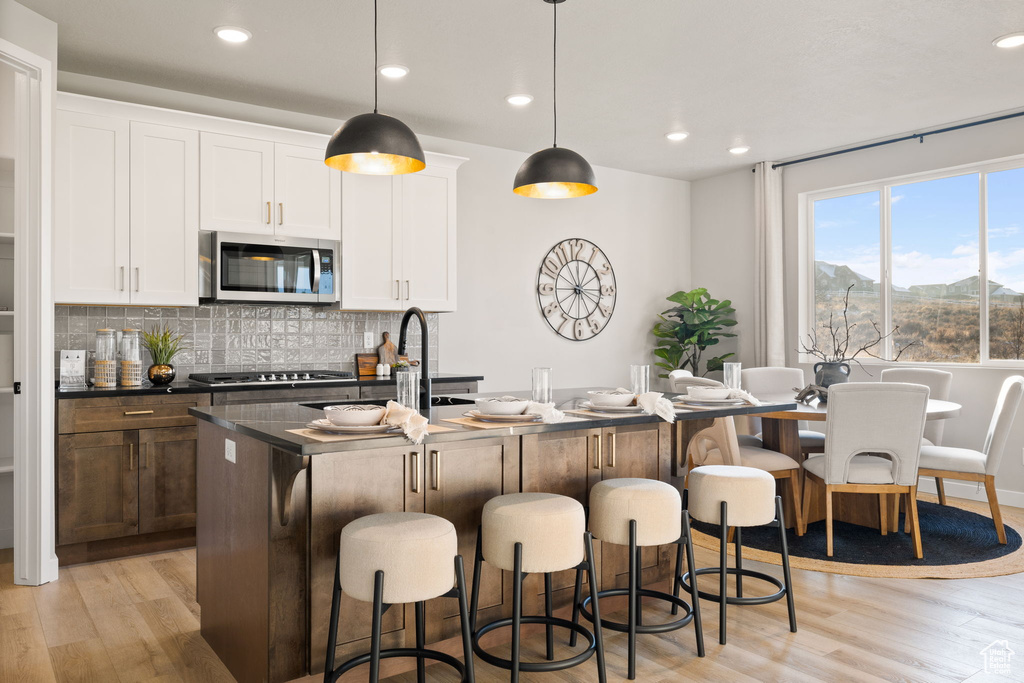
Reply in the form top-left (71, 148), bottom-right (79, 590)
top-left (903, 489), bottom-right (911, 535)
top-left (788, 473), bottom-right (804, 537)
top-left (825, 486), bottom-right (834, 557)
top-left (935, 477), bottom-right (947, 506)
top-left (800, 475), bottom-right (813, 536)
top-left (878, 494), bottom-right (888, 536)
top-left (985, 475), bottom-right (1008, 545)
top-left (907, 487), bottom-right (923, 559)
top-left (889, 492), bottom-right (899, 533)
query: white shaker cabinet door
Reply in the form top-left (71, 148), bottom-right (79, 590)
top-left (273, 143), bottom-right (341, 241)
top-left (129, 122), bottom-right (199, 306)
top-left (199, 132), bottom-right (274, 234)
top-left (401, 166), bottom-right (457, 312)
top-left (340, 173), bottom-right (403, 311)
top-left (54, 110), bottom-right (130, 304)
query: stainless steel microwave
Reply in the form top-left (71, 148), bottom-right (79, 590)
top-left (199, 231), bottom-right (337, 304)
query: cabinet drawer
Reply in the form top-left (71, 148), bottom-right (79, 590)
top-left (211, 386), bottom-right (361, 406)
top-left (58, 394), bottom-right (212, 434)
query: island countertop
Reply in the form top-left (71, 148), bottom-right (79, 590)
top-left (188, 387), bottom-right (797, 455)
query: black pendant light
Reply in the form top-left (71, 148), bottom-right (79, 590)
top-left (513, 0), bottom-right (597, 198)
top-left (324, 0), bottom-right (425, 175)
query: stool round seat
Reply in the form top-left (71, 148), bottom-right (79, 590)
top-left (590, 478), bottom-right (682, 547)
top-left (687, 465), bottom-right (776, 527)
top-left (482, 492), bottom-right (585, 573)
top-left (339, 512), bottom-right (457, 604)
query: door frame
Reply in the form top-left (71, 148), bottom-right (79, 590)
top-left (0, 36), bottom-right (58, 586)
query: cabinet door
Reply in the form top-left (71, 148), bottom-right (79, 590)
top-left (129, 122), bottom-right (199, 306)
top-left (54, 110), bottom-right (130, 304)
top-left (400, 165), bottom-right (457, 312)
top-left (600, 424), bottom-right (675, 589)
top-left (138, 426), bottom-right (197, 534)
top-left (274, 143), bottom-right (341, 240)
top-left (199, 132), bottom-right (275, 234)
top-left (424, 437), bottom-right (515, 641)
top-left (57, 431), bottom-right (138, 544)
top-left (340, 173), bottom-right (403, 310)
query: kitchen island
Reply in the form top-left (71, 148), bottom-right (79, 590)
top-left (190, 389), bottom-right (795, 682)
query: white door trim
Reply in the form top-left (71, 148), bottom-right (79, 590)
top-left (0, 37), bottom-right (58, 586)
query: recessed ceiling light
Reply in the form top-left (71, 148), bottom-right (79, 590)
top-left (728, 145), bottom-right (750, 155)
top-left (993, 32), bottom-right (1024, 48)
top-left (379, 64), bottom-right (409, 79)
top-left (665, 131), bottom-right (689, 142)
top-left (506, 94), bottom-right (534, 106)
top-left (215, 26), bottom-right (251, 43)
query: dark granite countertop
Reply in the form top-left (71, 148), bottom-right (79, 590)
top-left (189, 387), bottom-right (797, 456)
top-left (54, 372), bottom-right (484, 399)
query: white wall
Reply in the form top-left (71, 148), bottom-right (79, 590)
top-left (0, 62), bottom-right (13, 161)
top-left (691, 115), bottom-right (1024, 505)
top-left (56, 72), bottom-right (692, 393)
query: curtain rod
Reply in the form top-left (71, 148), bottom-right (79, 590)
top-left (769, 110), bottom-right (1024, 170)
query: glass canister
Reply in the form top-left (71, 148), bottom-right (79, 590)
top-left (120, 329), bottom-right (143, 386)
top-left (94, 329), bottom-right (118, 388)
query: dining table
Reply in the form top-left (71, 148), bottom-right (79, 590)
top-left (756, 396), bottom-right (963, 530)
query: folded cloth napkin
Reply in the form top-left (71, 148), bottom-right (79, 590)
top-left (637, 392), bottom-right (676, 423)
top-left (525, 401), bottom-right (564, 424)
top-left (726, 389), bottom-right (761, 406)
top-left (383, 401), bottom-right (430, 444)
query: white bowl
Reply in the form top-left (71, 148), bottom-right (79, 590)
top-left (686, 386), bottom-right (732, 400)
top-left (324, 404), bottom-right (386, 426)
top-left (475, 397), bottom-right (529, 415)
top-left (587, 390), bottom-right (637, 407)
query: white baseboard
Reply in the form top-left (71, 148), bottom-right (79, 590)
top-left (0, 528), bottom-right (12, 550)
top-left (917, 477), bottom-right (1024, 510)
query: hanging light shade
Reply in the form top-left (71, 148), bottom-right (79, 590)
top-left (513, 0), bottom-right (597, 198)
top-left (325, 0), bottom-right (425, 175)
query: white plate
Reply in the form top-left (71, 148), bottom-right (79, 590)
top-left (674, 396), bottom-right (748, 406)
top-left (579, 401), bottom-right (644, 414)
top-left (463, 410), bottom-right (541, 423)
top-left (305, 419), bottom-right (399, 434)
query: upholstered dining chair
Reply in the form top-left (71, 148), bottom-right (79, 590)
top-left (880, 367), bottom-right (953, 447)
top-left (801, 382), bottom-right (929, 558)
top-left (740, 367), bottom-right (824, 455)
top-left (918, 375), bottom-right (1024, 544)
top-left (669, 369), bottom-right (727, 393)
top-left (685, 417), bottom-right (804, 536)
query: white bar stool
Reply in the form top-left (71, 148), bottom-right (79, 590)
top-left (470, 492), bottom-right (606, 683)
top-left (324, 512), bottom-right (474, 683)
top-left (579, 478), bottom-right (704, 680)
top-left (680, 465), bottom-right (797, 645)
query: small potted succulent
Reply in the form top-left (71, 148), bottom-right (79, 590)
top-left (142, 325), bottom-right (188, 385)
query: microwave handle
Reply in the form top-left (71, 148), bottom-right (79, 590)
top-left (311, 249), bottom-right (321, 294)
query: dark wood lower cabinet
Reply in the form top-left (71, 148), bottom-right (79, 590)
top-left (57, 430), bottom-right (139, 544)
top-left (139, 426), bottom-right (198, 534)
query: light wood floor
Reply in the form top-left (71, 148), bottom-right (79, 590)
top-left (2, 511), bottom-right (1023, 683)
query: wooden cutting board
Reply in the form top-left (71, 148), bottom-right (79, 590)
top-left (356, 353), bottom-right (412, 377)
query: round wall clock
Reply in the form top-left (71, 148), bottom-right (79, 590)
top-left (536, 238), bottom-right (617, 341)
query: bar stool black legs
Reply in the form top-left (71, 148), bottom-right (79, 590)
top-left (323, 554), bottom-right (476, 683)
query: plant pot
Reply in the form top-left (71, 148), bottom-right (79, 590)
top-left (813, 361), bottom-right (850, 401)
top-left (148, 364), bottom-right (176, 385)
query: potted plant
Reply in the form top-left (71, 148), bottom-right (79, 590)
top-left (142, 325), bottom-right (188, 385)
top-left (652, 288), bottom-right (738, 378)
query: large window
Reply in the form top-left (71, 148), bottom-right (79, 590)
top-left (805, 158), bottom-right (1024, 365)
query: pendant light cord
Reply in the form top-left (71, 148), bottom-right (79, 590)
top-left (552, 2), bottom-right (557, 148)
top-left (373, 0), bottom-right (379, 113)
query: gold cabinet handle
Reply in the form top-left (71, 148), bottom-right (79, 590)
top-left (593, 434), bottom-right (602, 469)
top-left (266, 201), bottom-right (272, 224)
top-left (431, 450), bottom-right (441, 490)
top-left (411, 451), bottom-right (420, 493)
top-left (394, 279), bottom-right (400, 300)
top-left (609, 433), bottom-right (617, 468)
top-left (128, 443), bottom-right (134, 471)
top-left (124, 410), bottom-right (154, 415)
top-left (279, 202), bottom-right (284, 225)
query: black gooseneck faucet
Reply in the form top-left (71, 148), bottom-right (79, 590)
top-left (396, 306), bottom-right (431, 412)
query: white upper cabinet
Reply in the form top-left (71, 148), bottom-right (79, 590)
top-left (199, 133), bottom-right (275, 235)
top-left (274, 143), bottom-right (341, 240)
top-left (54, 110), bottom-right (131, 304)
top-left (129, 122), bottom-right (199, 306)
top-left (339, 155), bottom-right (465, 312)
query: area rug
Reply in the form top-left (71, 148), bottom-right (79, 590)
top-left (689, 494), bottom-right (1024, 579)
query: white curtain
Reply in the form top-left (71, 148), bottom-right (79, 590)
top-left (753, 161), bottom-right (786, 367)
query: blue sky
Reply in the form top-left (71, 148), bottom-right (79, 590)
top-left (815, 166), bottom-right (1024, 292)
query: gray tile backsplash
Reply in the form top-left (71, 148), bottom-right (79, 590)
top-left (55, 305), bottom-right (440, 380)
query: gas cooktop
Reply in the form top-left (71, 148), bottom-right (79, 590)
top-left (188, 370), bottom-right (356, 386)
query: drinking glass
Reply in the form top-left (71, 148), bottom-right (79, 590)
top-left (532, 367), bottom-right (552, 404)
top-left (396, 369), bottom-right (421, 411)
top-left (630, 364), bottom-right (650, 395)
top-left (723, 362), bottom-right (742, 390)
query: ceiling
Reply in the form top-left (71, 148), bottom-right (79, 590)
top-left (20, 0), bottom-right (1024, 180)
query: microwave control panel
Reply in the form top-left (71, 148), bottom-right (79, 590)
top-left (319, 252), bottom-right (335, 295)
